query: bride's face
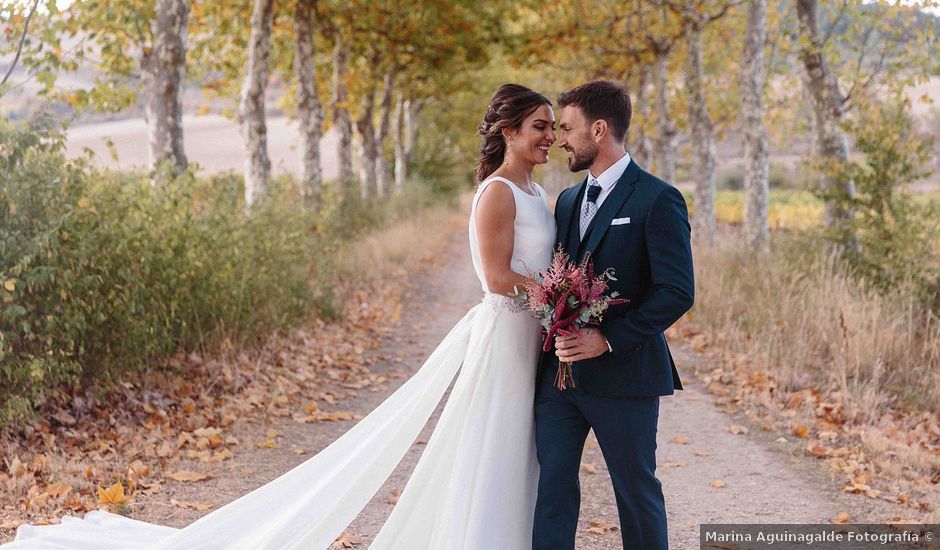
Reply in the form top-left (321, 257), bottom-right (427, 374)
top-left (557, 105), bottom-right (598, 172)
top-left (505, 104), bottom-right (556, 166)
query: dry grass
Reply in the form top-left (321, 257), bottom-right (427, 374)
top-left (682, 229), bottom-right (940, 508)
top-left (689, 230), bottom-right (940, 419)
top-left (336, 198), bottom-right (467, 281)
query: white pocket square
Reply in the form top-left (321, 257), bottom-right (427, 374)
top-left (610, 217), bottom-right (631, 225)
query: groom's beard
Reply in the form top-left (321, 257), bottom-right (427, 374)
top-left (566, 144), bottom-right (598, 172)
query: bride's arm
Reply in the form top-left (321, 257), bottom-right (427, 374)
top-left (475, 182), bottom-right (532, 296)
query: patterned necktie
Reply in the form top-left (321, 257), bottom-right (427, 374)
top-left (579, 178), bottom-right (602, 239)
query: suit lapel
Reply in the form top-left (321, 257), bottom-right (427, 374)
top-left (582, 160), bottom-right (641, 257)
top-left (559, 176), bottom-right (587, 257)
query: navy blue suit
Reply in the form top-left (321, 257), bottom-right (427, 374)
top-left (532, 160), bottom-right (694, 549)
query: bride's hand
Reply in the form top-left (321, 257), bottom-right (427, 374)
top-left (554, 328), bottom-right (609, 362)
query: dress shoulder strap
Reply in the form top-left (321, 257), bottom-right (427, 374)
top-left (473, 176), bottom-right (518, 212)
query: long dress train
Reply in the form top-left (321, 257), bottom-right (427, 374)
top-left (5, 176), bottom-right (556, 550)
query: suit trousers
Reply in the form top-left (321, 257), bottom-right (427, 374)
top-left (532, 365), bottom-right (667, 550)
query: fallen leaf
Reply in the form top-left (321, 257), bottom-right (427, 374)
top-left (586, 519), bottom-right (619, 534)
top-left (171, 499), bottom-right (214, 511)
top-left (46, 482), bottom-right (72, 498)
top-left (728, 425), bottom-right (749, 435)
top-left (52, 410), bottom-right (76, 426)
top-left (330, 532), bottom-right (363, 548)
top-left (833, 512), bottom-right (849, 524)
top-left (670, 437), bottom-right (690, 445)
top-left (660, 461), bottom-right (687, 468)
top-left (807, 443), bottom-right (831, 457)
top-left (165, 470), bottom-right (211, 483)
top-left (580, 463), bottom-right (598, 474)
top-left (792, 424), bottom-right (809, 438)
top-left (693, 450), bottom-right (710, 457)
top-left (97, 481), bottom-right (130, 508)
top-left (711, 479), bottom-right (726, 488)
top-left (128, 460), bottom-right (150, 481)
top-left (8, 457), bottom-right (27, 478)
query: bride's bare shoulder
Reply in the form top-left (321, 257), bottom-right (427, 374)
top-left (475, 178), bottom-right (516, 220)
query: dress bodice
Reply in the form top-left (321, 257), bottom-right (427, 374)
top-left (468, 176), bottom-right (557, 301)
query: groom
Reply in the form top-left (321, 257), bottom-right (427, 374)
top-left (533, 80), bottom-right (694, 549)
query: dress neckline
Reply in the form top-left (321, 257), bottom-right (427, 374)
top-left (484, 176), bottom-right (541, 198)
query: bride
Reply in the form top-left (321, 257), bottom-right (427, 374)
top-left (6, 83), bottom-right (558, 550)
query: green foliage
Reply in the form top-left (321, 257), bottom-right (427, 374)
top-left (0, 121), bottom-right (308, 424)
top-left (0, 118), bottom-right (460, 426)
top-left (717, 163), bottom-right (795, 191)
top-left (822, 97), bottom-right (939, 306)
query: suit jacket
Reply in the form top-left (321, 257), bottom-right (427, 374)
top-left (539, 159), bottom-right (694, 398)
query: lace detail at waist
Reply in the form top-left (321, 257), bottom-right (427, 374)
top-left (481, 292), bottom-right (527, 314)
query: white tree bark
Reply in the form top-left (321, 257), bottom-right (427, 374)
top-left (685, 18), bottom-right (717, 243)
top-left (391, 96), bottom-right (423, 189)
top-left (742, 0), bottom-right (770, 250)
top-left (651, 45), bottom-right (677, 183)
top-left (374, 72), bottom-right (394, 197)
top-left (355, 89), bottom-right (377, 199)
top-left (239, 0), bottom-right (275, 207)
top-left (331, 37), bottom-right (354, 188)
top-left (294, 0), bottom-right (323, 206)
top-left (796, 0), bottom-right (856, 231)
top-left (142, 0), bottom-right (189, 177)
top-left (393, 96), bottom-right (407, 189)
top-left (404, 98), bottom-right (422, 162)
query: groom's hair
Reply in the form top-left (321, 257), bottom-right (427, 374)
top-left (557, 81), bottom-right (631, 142)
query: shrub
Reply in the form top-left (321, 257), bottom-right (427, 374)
top-left (820, 96), bottom-right (939, 307)
top-left (0, 117), bottom-right (462, 427)
top-left (718, 163), bottom-right (795, 191)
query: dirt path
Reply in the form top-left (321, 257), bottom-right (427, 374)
top-left (111, 219), bottom-right (911, 549)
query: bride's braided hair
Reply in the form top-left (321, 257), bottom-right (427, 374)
top-left (475, 84), bottom-right (551, 182)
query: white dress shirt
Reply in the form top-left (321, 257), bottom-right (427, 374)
top-left (577, 152), bottom-right (631, 354)
top-left (578, 152), bottom-right (632, 221)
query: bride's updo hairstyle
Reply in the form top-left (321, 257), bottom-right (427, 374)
top-left (475, 84), bottom-right (551, 182)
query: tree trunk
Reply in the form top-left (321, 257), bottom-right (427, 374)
top-left (404, 98), bottom-right (422, 165)
top-left (331, 37), bottom-right (354, 188)
top-left (796, 0), bottom-right (856, 231)
top-left (742, 0), bottom-right (770, 250)
top-left (374, 72), bottom-right (394, 197)
top-left (294, 0), bottom-right (323, 206)
top-left (651, 45), bottom-right (677, 183)
top-left (630, 65), bottom-right (653, 166)
top-left (142, 0), bottom-right (189, 178)
top-left (685, 19), bottom-right (717, 243)
top-left (393, 96), bottom-right (407, 189)
top-left (355, 89), bottom-right (377, 199)
top-left (239, 0), bottom-right (275, 207)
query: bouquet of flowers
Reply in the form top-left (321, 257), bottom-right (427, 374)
top-left (513, 246), bottom-right (627, 390)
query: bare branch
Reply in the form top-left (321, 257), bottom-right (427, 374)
top-left (1, 0), bottom-right (42, 88)
top-left (820, 0), bottom-right (849, 48)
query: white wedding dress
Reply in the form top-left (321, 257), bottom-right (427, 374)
top-left (5, 176), bottom-right (556, 550)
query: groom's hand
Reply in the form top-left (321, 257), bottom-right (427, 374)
top-left (555, 328), bottom-right (609, 362)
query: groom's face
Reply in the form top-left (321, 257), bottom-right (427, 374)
top-left (557, 105), bottom-right (598, 173)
